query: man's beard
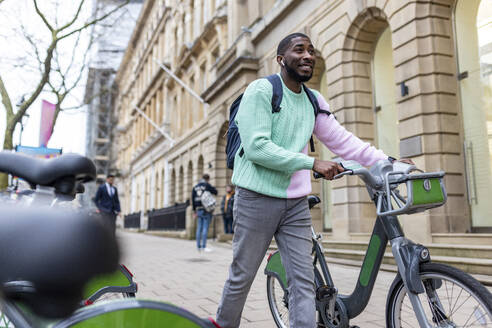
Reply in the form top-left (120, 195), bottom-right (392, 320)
top-left (285, 61), bottom-right (313, 82)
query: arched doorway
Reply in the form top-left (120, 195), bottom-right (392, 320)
top-left (216, 122), bottom-right (233, 192)
top-left (455, 0), bottom-right (492, 230)
top-left (197, 155), bottom-right (204, 181)
top-left (186, 161), bottom-right (193, 202)
top-left (336, 7), bottom-right (393, 234)
top-left (372, 26), bottom-right (399, 157)
top-left (178, 166), bottom-right (184, 202)
top-left (169, 168), bottom-right (176, 204)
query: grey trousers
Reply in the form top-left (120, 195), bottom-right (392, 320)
top-left (216, 187), bottom-right (315, 328)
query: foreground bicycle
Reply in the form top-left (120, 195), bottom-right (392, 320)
top-left (265, 159), bottom-right (492, 327)
top-left (0, 151), bottom-right (137, 305)
top-left (0, 206), bottom-right (216, 328)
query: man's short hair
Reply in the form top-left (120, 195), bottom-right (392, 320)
top-left (202, 174), bottom-right (210, 181)
top-left (277, 32), bottom-right (310, 56)
top-left (107, 174), bottom-right (115, 179)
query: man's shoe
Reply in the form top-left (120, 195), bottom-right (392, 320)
top-left (204, 247), bottom-right (213, 252)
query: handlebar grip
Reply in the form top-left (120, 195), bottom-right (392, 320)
top-left (313, 172), bottom-right (324, 179)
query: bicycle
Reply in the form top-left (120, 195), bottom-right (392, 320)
top-left (264, 159), bottom-right (492, 327)
top-left (0, 151), bottom-right (137, 303)
top-left (0, 205), bottom-right (216, 328)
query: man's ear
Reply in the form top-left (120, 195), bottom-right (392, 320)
top-left (276, 55), bottom-right (285, 67)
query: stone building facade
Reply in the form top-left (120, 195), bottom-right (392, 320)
top-left (114, 0), bottom-right (492, 243)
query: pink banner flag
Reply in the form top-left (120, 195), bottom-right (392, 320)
top-left (39, 100), bottom-right (56, 147)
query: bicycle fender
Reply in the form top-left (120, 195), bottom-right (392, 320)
top-left (84, 265), bottom-right (136, 302)
top-left (264, 251), bottom-right (287, 291)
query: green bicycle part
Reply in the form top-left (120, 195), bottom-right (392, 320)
top-left (412, 178), bottom-right (444, 205)
top-left (0, 311), bottom-right (12, 328)
top-left (83, 269), bottom-right (131, 299)
top-left (53, 299), bottom-right (207, 328)
top-left (359, 234), bottom-right (381, 287)
top-left (264, 251), bottom-right (287, 289)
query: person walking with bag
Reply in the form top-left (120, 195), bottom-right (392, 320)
top-left (220, 184), bottom-right (235, 234)
top-left (192, 174), bottom-right (218, 252)
top-left (214, 33), bottom-right (412, 328)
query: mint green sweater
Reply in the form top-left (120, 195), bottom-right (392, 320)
top-left (231, 76), bottom-right (316, 198)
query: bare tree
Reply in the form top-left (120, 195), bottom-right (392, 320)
top-left (0, 0), bottom-right (129, 189)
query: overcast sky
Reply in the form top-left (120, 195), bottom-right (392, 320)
top-left (0, 0), bottom-right (97, 155)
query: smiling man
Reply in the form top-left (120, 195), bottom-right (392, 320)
top-left (214, 33), bottom-right (396, 328)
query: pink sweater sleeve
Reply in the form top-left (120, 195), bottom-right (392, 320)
top-left (313, 93), bottom-right (387, 167)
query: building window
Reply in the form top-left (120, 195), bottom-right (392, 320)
top-left (455, 0), bottom-right (492, 228)
top-left (372, 26), bottom-right (399, 158)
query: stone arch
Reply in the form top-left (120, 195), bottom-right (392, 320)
top-left (178, 166), bottom-right (184, 202)
top-left (340, 7), bottom-right (389, 128)
top-left (161, 167), bottom-right (166, 207)
top-left (144, 176), bottom-right (149, 212)
top-left (136, 181), bottom-right (141, 211)
top-left (186, 160), bottom-right (193, 202)
top-left (197, 155), bottom-right (204, 181)
top-left (169, 168), bottom-right (176, 204)
top-left (215, 121), bottom-right (232, 193)
top-left (333, 7), bottom-right (392, 234)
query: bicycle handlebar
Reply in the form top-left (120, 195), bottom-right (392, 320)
top-left (313, 159), bottom-right (447, 216)
top-left (313, 164), bottom-right (383, 189)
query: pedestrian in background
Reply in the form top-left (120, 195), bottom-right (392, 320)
top-left (220, 184), bottom-right (235, 234)
top-left (93, 174), bottom-right (121, 234)
top-left (192, 174), bottom-right (218, 252)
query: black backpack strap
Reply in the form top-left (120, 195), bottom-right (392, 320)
top-left (302, 84), bottom-right (331, 153)
top-left (302, 84), bottom-right (321, 116)
top-left (266, 74), bottom-right (283, 113)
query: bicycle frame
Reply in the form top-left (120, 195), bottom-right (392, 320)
top-left (265, 161), bottom-right (445, 328)
top-left (266, 204), bottom-right (435, 327)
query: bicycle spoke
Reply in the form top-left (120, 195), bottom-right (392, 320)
top-left (450, 287), bottom-right (465, 315)
top-left (444, 280), bottom-right (452, 316)
top-left (450, 293), bottom-right (472, 318)
top-left (389, 267), bottom-right (491, 328)
top-left (464, 307), bottom-right (488, 327)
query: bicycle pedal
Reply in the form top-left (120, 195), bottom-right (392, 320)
top-left (316, 285), bottom-right (337, 300)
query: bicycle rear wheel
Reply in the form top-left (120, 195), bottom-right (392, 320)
top-left (386, 262), bottom-right (492, 327)
top-left (266, 275), bottom-right (290, 328)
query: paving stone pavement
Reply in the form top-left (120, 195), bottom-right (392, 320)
top-left (118, 230), bottom-right (399, 327)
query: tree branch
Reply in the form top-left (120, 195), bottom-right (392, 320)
top-left (58, 0), bottom-right (86, 32)
top-left (0, 74), bottom-right (14, 118)
top-left (58, 0), bottom-right (130, 41)
top-left (15, 38), bottom-right (57, 123)
top-left (33, 0), bottom-right (54, 32)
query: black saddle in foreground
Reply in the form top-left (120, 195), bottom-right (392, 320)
top-left (0, 151), bottom-right (96, 187)
top-left (0, 206), bottom-right (119, 318)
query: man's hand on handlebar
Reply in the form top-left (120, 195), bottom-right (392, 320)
top-left (312, 159), bottom-right (344, 180)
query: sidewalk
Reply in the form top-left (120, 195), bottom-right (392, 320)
top-left (119, 230), bottom-right (395, 327)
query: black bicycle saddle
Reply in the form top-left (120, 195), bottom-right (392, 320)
top-left (308, 195), bottom-right (321, 209)
top-left (0, 206), bottom-right (119, 318)
top-left (0, 151), bottom-right (96, 186)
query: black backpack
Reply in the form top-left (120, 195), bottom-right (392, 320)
top-left (225, 74), bottom-right (330, 169)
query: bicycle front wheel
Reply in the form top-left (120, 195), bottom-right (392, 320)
top-left (266, 275), bottom-right (290, 328)
top-left (386, 262), bottom-right (492, 327)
